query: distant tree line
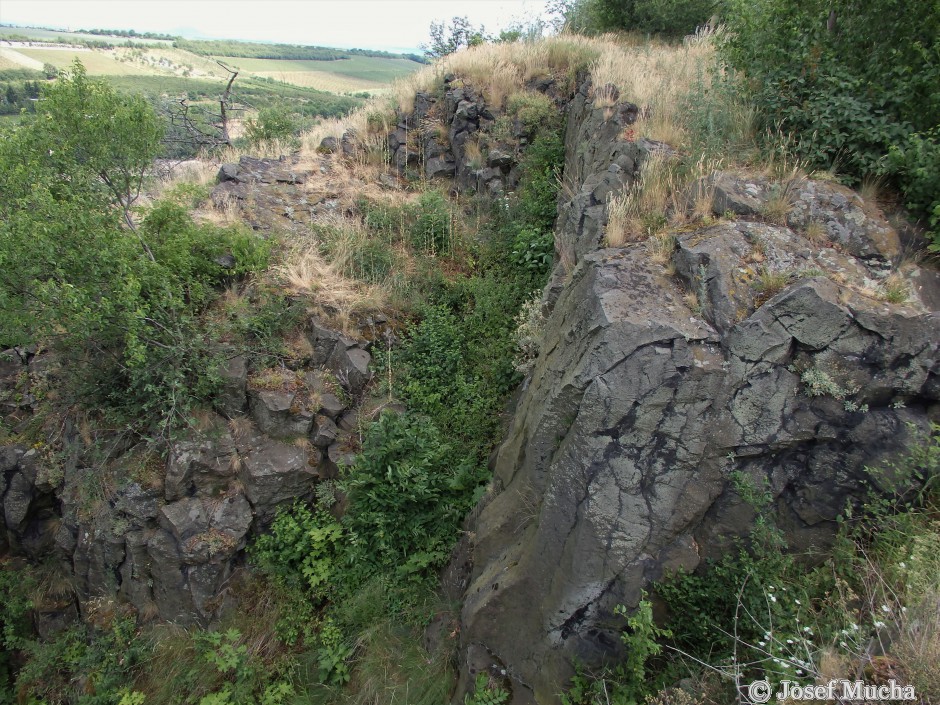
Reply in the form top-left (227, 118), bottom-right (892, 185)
top-left (422, 16), bottom-right (550, 58)
top-left (174, 38), bottom-right (427, 63)
top-left (0, 30), bottom-right (160, 50)
top-left (79, 27), bottom-right (177, 41)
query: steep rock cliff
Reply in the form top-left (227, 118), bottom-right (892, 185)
top-left (455, 88), bottom-right (939, 702)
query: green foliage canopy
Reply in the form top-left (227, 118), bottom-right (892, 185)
top-left (554, 0), bottom-right (718, 37)
top-left (720, 0), bottom-right (940, 246)
top-left (0, 61), bottom-right (269, 429)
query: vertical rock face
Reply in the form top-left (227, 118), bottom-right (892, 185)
top-left (0, 317), bottom-right (371, 626)
top-left (556, 77), bottom-right (644, 265)
top-left (455, 89), bottom-right (940, 702)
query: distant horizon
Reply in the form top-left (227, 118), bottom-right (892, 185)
top-left (0, 21), bottom-right (425, 55)
top-left (0, 1), bottom-right (551, 56)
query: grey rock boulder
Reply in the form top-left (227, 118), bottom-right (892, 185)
top-left (456, 239), bottom-right (937, 703)
top-left (165, 431), bottom-right (237, 501)
top-left (311, 414), bottom-right (339, 448)
top-left (426, 156), bottom-right (457, 179)
top-left (239, 437), bottom-right (321, 519)
top-left (248, 389), bottom-right (315, 439)
top-left (215, 353), bottom-right (248, 417)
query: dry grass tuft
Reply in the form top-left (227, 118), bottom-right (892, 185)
top-left (648, 231), bottom-right (677, 272)
top-left (859, 175), bottom-right (887, 205)
top-left (590, 30), bottom-right (720, 145)
top-left (188, 406), bottom-right (219, 433)
top-left (606, 151), bottom-right (678, 245)
top-left (804, 220), bottom-right (828, 246)
top-left (195, 190), bottom-right (241, 227)
top-left (273, 241), bottom-right (386, 320)
top-left (759, 173), bottom-right (802, 225)
top-left (878, 272), bottom-right (910, 304)
top-left (463, 139), bottom-right (484, 170)
top-left (753, 267), bottom-right (792, 298)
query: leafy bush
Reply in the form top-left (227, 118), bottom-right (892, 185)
top-left (0, 62), bottom-right (270, 430)
top-left (341, 411), bottom-right (481, 588)
top-left (465, 674), bottom-right (510, 705)
top-left (719, 0), bottom-right (940, 245)
top-left (558, 0), bottom-right (717, 37)
top-left (887, 130), bottom-right (940, 250)
top-left (408, 190), bottom-right (454, 254)
top-left (507, 91), bottom-right (557, 133)
top-left (562, 599), bottom-right (672, 705)
top-left (0, 565), bottom-right (35, 702)
top-left (516, 127), bottom-right (564, 230)
top-left (194, 628), bottom-right (294, 705)
top-left (244, 106), bottom-right (298, 147)
top-left (14, 615), bottom-right (147, 705)
top-left (511, 226), bottom-right (555, 277)
top-left (394, 277), bottom-right (525, 456)
top-left (251, 502), bottom-right (342, 602)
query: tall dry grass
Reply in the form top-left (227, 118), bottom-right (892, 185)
top-left (590, 28), bottom-right (741, 147)
top-left (272, 246), bottom-right (386, 320)
top-left (606, 152), bottom-right (723, 246)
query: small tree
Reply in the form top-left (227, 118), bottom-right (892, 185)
top-left (244, 106), bottom-right (297, 147)
top-left (30, 61), bottom-right (163, 240)
top-left (422, 16), bottom-right (486, 58)
top-left (0, 60), bottom-right (268, 431)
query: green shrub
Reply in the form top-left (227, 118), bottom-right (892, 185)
top-left (719, 0), bottom-right (940, 246)
top-left (559, 0), bottom-right (717, 37)
top-left (887, 129), bottom-right (940, 249)
top-left (251, 502), bottom-right (342, 602)
top-left (394, 277), bottom-right (525, 456)
top-left (561, 599), bottom-right (673, 705)
top-left (511, 226), bottom-right (555, 278)
top-left (244, 106), bottom-right (299, 147)
top-left (0, 62), bottom-right (270, 431)
top-left (194, 628), bottom-right (294, 705)
top-left (348, 238), bottom-right (396, 282)
top-left (341, 411), bottom-right (481, 590)
top-left (0, 565), bottom-right (35, 701)
top-left (516, 128), bottom-right (564, 231)
top-left (507, 91), bottom-right (557, 133)
top-left (15, 615), bottom-right (147, 705)
top-left (465, 674), bottom-right (509, 705)
top-left (408, 190), bottom-right (454, 254)
top-left (360, 197), bottom-right (405, 240)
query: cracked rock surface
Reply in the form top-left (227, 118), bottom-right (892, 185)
top-left (456, 170), bottom-right (938, 702)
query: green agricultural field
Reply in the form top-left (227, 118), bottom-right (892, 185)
top-left (216, 54), bottom-right (420, 92)
top-left (15, 47), bottom-right (154, 75)
top-left (0, 52), bottom-right (28, 71)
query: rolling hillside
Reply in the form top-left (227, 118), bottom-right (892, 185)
top-left (0, 25), bottom-right (422, 94)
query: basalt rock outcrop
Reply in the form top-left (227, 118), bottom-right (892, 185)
top-left (453, 89), bottom-right (939, 701)
top-left (4, 63), bottom-right (938, 704)
top-left (321, 73), bottom-right (569, 197)
top-left (0, 316), bottom-right (375, 625)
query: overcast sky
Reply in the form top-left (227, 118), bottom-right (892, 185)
top-left (0, 1), bottom-right (552, 53)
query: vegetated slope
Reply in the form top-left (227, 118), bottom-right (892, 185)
top-left (0, 25), bottom-right (175, 46)
top-left (15, 47), bottom-right (155, 75)
top-left (218, 55), bottom-right (422, 92)
top-left (0, 29), bottom-right (937, 705)
top-left (0, 33), bottom-right (421, 93)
